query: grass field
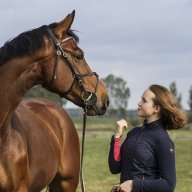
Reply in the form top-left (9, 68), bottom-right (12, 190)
top-left (43, 118), bottom-right (192, 192)
top-left (76, 118), bottom-right (192, 192)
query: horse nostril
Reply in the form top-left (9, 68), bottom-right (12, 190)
top-left (106, 97), bottom-right (110, 107)
top-left (105, 97), bottom-right (110, 109)
top-left (98, 97), bottom-right (110, 115)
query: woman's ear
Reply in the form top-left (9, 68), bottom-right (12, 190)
top-left (154, 105), bottom-right (161, 113)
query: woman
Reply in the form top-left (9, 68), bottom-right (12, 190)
top-left (108, 84), bottom-right (188, 192)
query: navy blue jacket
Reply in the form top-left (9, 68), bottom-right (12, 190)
top-left (108, 119), bottom-right (176, 192)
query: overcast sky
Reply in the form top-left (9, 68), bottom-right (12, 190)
top-left (1, 0), bottom-right (192, 109)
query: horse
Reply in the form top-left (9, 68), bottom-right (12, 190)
top-left (0, 10), bottom-right (109, 192)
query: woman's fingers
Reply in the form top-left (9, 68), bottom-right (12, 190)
top-left (114, 119), bottom-right (128, 138)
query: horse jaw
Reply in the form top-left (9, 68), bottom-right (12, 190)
top-left (64, 94), bottom-right (109, 116)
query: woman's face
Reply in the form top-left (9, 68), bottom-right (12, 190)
top-left (137, 89), bottom-right (160, 122)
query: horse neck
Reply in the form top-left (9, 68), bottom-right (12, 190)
top-left (0, 57), bottom-right (42, 130)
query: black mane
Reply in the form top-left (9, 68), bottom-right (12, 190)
top-left (0, 23), bottom-right (79, 66)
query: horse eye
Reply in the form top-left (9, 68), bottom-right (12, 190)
top-left (75, 54), bottom-right (84, 61)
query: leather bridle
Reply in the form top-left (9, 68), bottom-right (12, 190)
top-left (46, 27), bottom-right (101, 192)
top-left (46, 27), bottom-right (99, 109)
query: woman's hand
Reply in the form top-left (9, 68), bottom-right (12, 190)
top-left (114, 119), bottom-right (128, 138)
top-left (119, 180), bottom-right (133, 192)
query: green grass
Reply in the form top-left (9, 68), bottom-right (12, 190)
top-left (42, 119), bottom-right (192, 192)
top-left (74, 129), bottom-right (192, 192)
top-left (169, 131), bottom-right (192, 192)
top-left (76, 131), bottom-right (118, 192)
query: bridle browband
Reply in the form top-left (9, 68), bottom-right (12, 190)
top-left (46, 27), bottom-right (99, 109)
top-left (46, 27), bottom-right (101, 192)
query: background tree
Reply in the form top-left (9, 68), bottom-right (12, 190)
top-left (169, 82), bottom-right (182, 108)
top-left (188, 86), bottom-right (192, 111)
top-left (188, 86), bottom-right (192, 123)
top-left (25, 85), bottom-right (67, 106)
top-left (101, 74), bottom-right (130, 118)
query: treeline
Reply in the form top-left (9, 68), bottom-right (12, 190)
top-left (25, 74), bottom-right (192, 123)
top-left (25, 85), bottom-right (67, 106)
top-left (101, 74), bottom-right (192, 120)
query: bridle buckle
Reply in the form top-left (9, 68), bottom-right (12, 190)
top-left (63, 52), bottom-right (68, 57)
top-left (56, 50), bottom-right (61, 56)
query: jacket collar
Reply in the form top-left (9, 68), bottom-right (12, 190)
top-left (143, 119), bottom-right (165, 130)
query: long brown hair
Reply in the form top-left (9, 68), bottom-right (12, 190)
top-left (149, 84), bottom-right (188, 130)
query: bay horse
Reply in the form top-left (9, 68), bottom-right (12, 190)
top-left (0, 11), bottom-right (109, 192)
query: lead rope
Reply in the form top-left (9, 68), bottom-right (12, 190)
top-left (80, 106), bottom-right (87, 192)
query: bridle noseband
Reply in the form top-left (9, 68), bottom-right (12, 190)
top-left (46, 27), bottom-right (99, 109)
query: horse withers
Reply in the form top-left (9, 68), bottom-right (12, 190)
top-left (0, 10), bottom-right (109, 192)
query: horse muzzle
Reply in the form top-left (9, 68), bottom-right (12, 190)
top-left (82, 91), bottom-right (109, 116)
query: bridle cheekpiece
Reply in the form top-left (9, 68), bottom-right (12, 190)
top-left (46, 27), bottom-right (99, 109)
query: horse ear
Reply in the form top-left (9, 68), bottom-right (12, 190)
top-left (54, 10), bottom-right (75, 39)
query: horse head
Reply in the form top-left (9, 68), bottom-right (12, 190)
top-left (40, 11), bottom-right (109, 116)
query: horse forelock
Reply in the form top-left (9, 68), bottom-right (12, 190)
top-left (0, 23), bottom-right (79, 66)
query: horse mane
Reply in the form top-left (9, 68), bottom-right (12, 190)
top-left (0, 23), bottom-right (79, 66)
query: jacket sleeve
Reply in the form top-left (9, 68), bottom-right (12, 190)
top-left (108, 135), bottom-right (121, 174)
top-left (132, 134), bottom-right (176, 192)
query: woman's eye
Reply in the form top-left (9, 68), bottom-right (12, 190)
top-left (142, 98), bottom-right (147, 103)
top-left (76, 54), bottom-right (84, 61)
